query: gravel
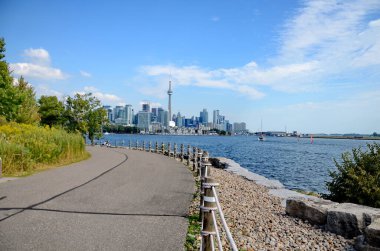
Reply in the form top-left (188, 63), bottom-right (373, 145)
top-left (209, 166), bottom-right (355, 251)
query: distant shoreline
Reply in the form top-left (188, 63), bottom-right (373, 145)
top-left (312, 135), bottom-right (380, 140)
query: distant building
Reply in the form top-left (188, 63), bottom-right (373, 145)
top-left (233, 122), bottom-right (247, 133)
top-left (103, 105), bottom-right (113, 122)
top-left (200, 108), bottom-right (208, 125)
top-left (113, 106), bottom-right (124, 121)
top-left (213, 110), bottom-right (219, 128)
top-left (142, 102), bottom-right (150, 112)
top-left (124, 104), bottom-right (133, 125)
top-left (137, 111), bottom-right (151, 131)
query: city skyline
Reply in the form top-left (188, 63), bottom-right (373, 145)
top-left (1, 0), bottom-right (379, 134)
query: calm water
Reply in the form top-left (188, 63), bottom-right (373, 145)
top-left (96, 134), bottom-right (375, 194)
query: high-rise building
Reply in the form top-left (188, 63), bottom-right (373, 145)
top-left (200, 108), bottom-right (208, 125)
top-left (124, 104), bottom-right (133, 125)
top-left (103, 105), bottom-right (113, 122)
top-left (233, 122), bottom-right (247, 133)
top-left (137, 111), bottom-right (151, 131)
top-left (176, 112), bottom-right (182, 127)
top-left (113, 106), bottom-right (124, 121)
top-left (167, 80), bottom-right (173, 126)
top-left (213, 110), bottom-right (219, 128)
top-left (142, 102), bottom-right (150, 112)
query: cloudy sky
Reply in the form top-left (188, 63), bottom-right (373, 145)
top-left (1, 0), bottom-right (379, 133)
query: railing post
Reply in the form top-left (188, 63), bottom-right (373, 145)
top-left (201, 177), bottom-right (219, 251)
top-left (187, 145), bottom-right (191, 166)
top-left (201, 151), bottom-right (212, 177)
top-left (129, 140), bottom-right (131, 149)
top-left (0, 157), bottom-right (2, 178)
top-left (197, 148), bottom-right (203, 176)
top-left (168, 142), bottom-right (171, 157)
top-left (135, 140), bottom-right (138, 150)
top-left (161, 142), bottom-right (165, 155)
top-left (174, 143), bottom-right (177, 159)
top-left (155, 141), bottom-right (158, 153)
top-left (149, 141), bottom-right (152, 152)
top-left (142, 141), bottom-right (145, 151)
top-left (193, 147), bottom-right (197, 172)
top-left (180, 144), bottom-right (184, 162)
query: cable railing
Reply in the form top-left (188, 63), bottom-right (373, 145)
top-left (106, 140), bottom-right (237, 251)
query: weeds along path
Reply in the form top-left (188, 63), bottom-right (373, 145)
top-left (0, 146), bottom-right (194, 251)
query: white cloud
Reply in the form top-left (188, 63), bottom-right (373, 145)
top-left (80, 70), bottom-right (92, 78)
top-left (137, 0), bottom-right (380, 101)
top-left (10, 63), bottom-right (66, 80)
top-left (36, 85), bottom-right (64, 99)
top-left (10, 48), bottom-right (66, 80)
top-left (75, 86), bottom-right (124, 105)
top-left (24, 48), bottom-right (50, 65)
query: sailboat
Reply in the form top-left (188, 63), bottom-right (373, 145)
top-left (258, 119), bottom-right (265, 141)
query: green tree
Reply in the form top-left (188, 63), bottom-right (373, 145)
top-left (65, 93), bottom-right (107, 144)
top-left (38, 95), bottom-right (65, 127)
top-left (14, 76), bottom-right (40, 124)
top-left (0, 38), bottom-right (18, 121)
top-left (324, 143), bottom-right (380, 207)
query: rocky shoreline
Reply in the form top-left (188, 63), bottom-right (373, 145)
top-left (209, 165), bottom-right (355, 250)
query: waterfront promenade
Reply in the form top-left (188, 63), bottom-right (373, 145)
top-left (0, 146), bottom-right (194, 250)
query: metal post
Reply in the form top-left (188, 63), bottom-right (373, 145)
top-left (180, 144), bottom-right (184, 162)
top-left (197, 148), bottom-right (203, 176)
top-left (193, 147), bottom-right (197, 172)
top-left (187, 145), bottom-right (191, 166)
top-left (161, 143), bottom-right (165, 155)
top-left (129, 140), bottom-right (131, 149)
top-left (174, 143), bottom-right (177, 159)
top-left (149, 142), bottom-right (152, 152)
top-left (155, 141), bottom-right (158, 153)
top-left (142, 141), bottom-right (145, 151)
top-left (201, 177), bottom-right (218, 251)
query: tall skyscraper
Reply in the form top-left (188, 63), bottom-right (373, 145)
top-left (200, 108), bottom-right (208, 125)
top-left (142, 102), bottom-right (150, 112)
top-left (167, 80), bottom-right (173, 126)
top-left (124, 104), bottom-right (133, 125)
top-left (213, 110), bottom-right (219, 128)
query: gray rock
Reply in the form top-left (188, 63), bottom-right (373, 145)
top-left (286, 198), bottom-right (338, 225)
top-left (327, 203), bottom-right (380, 238)
top-left (366, 218), bottom-right (380, 248)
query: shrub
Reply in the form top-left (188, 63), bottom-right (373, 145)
top-left (0, 122), bottom-right (87, 176)
top-left (324, 143), bottom-right (380, 208)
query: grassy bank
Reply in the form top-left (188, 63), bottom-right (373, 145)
top-left (0, 123), bottom-right (89, 176)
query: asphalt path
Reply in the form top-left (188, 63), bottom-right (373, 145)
top-left (0, 146), bottom-right (194, 250)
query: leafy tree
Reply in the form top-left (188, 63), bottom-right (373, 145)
top-left (38, 95), bottom-right (65, 127)
top-left (324, 143), bottom-right (380, 207)
top-left (65, 93), bottom-right (107, 144)
top-left (14, 76), bottom-right (40, 124)
top-left (0, 38), bottom-right (18, 121)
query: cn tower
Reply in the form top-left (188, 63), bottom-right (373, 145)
top-left (167, 80), bottom-right (173, 126)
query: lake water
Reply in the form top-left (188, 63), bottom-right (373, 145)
top-left (97, 134), bottom-right (375, 194)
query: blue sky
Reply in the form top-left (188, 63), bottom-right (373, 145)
top-left (1, 0), bottom-right (380, 134)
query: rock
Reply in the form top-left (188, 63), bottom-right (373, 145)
top-left (286, 198), bottom-right (337, 225)
top-left (366, 218), bottom-right (380, 248)
top-left (327, 203), bottom-right (380, 238)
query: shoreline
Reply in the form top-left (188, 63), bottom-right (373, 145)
top-left (209, 159), bottom-right (354, 250)
top-left (210, 157), bottom-right (319, 206)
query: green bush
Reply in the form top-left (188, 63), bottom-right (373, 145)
top-left (0, 122), bottom-right (87, 176)
top-left (324, 143), bottom-right (380, 208)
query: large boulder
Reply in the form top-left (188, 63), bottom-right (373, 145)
top-left (326, 203), bottom-right (380, 238)
top-left (366, 218), bottom-right (380, 248)
top-left (286, 198), bottom-right (337, 225)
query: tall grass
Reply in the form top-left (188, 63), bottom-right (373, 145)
top-left (0, 123), bottom-right (88, 176)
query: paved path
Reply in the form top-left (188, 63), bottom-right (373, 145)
top-left (0, 146), bottom-right (194, 250)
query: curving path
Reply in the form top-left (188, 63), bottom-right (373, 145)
top-left (0, 146), bottom-right (194, 250)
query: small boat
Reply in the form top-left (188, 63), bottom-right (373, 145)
top-left (258, 119), bottom-right (265, 141)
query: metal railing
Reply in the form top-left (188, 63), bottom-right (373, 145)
top-left (110, 140), bottom-right (237, 251)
